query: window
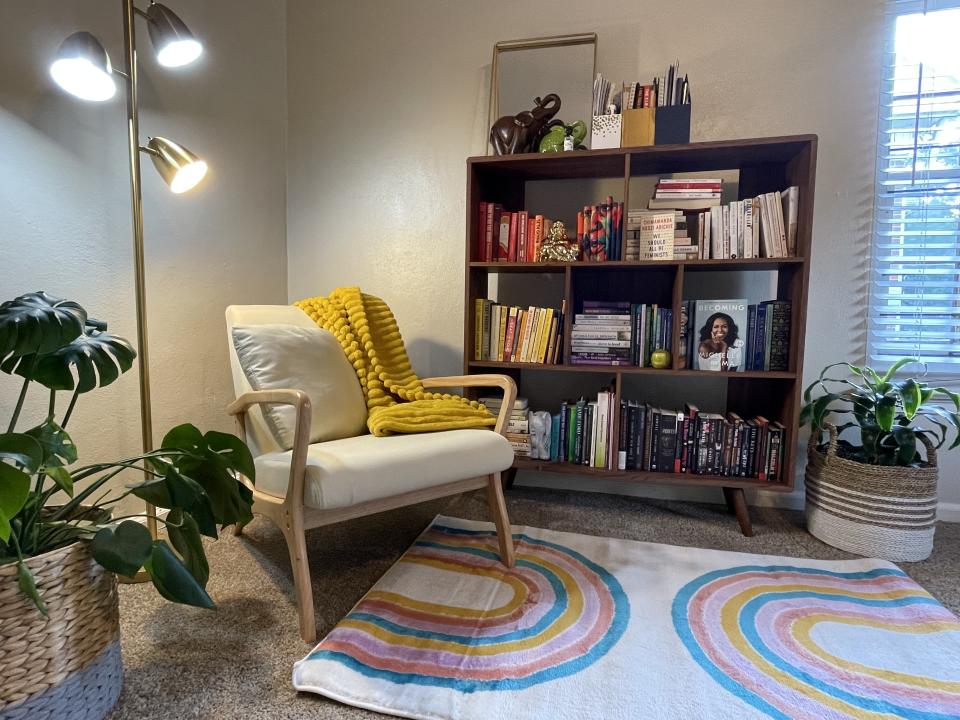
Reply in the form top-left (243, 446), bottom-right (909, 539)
top-left (870, 0), bottom-right (960, 373)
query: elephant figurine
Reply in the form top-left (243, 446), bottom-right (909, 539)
top-left (490, 93), bottom-right (562, 155)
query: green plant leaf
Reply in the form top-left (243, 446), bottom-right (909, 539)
top-left (0, 292), bottom-right (86, 363)
top-left (861, 423), bottom-right (881, 461)
top-left (203, 430), bottom-right (255, 481)
top-left (881, 357), bottom-right (921, 383)
top-left (930, 386), bottom-right (960, 411)
top-left (44, 466), bottom-right (74, 497)
top-left (144, 539), bottom-right (214, 609)
top-left (25, 418), bottom-right (77, 468)
top-left (925, 406), bottom-right (960, 450)
top-left (890, 426), bottom-right (918, 466)
top-left (811, 394), bottom-right (839, 428)
top-left (897, 378), bottom-right (922, 420)
top-left (167, 509), bottom-right (209, 586)
top-left (0, 434), bottom-right (41, 542)
top-left (130, 476), bottom-right (174, 509)
top-left (876, 395), bottom-right (896, 432)
top-left (5, 324), bottom-right (136, 392)
top-left (17, 561), bottom-right (47, 615)
top-left (161, 424), bottom-right (204, 451)
top-left (90, 520), bottom-right (153, 578)
top-left (164, 468), bottom-right (217, 537)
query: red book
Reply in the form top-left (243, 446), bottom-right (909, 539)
top-left (642, 85), bottom-right (651, 108)
top-left (533, 215), bottom-right (544, 261)
top-left (485, 203), bottom-right (498, 262)
top-left (508, 211), bottom-right (519, 261)
top-left (477, 201), bottom-right (487, 261)
top-left (518, 211), bottom-right (528, 262)
top-left (502, 309), bottom-right (518, 361)
top-left (497, 211), bottom-right (510, 261)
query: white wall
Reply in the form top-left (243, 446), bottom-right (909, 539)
top-left (287, 0), bottom-right (960, 512)
top-left (0, 0), bottom-right (288, 511)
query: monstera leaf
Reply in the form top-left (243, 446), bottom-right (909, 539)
top-left (0, 292), bottom-right (86, 364)
top-left (2, 322), bottom-right (136, 392)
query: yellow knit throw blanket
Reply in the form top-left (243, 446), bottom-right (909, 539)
top-left (295, 288), bottom-right (495, 437)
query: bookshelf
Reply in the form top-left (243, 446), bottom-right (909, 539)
top-left (463, 135), bottom-right (817, 535)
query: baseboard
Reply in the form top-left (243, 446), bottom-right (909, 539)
top-left (938, 502), bottom-right (960, 523)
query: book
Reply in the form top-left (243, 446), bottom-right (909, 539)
top-left (638, 212), bottom-right (675, 260)
top-left (648, 197), bottom-right (722, 210)
top-left (781, 186), bottom-right (799, 255)
top-left (693, 299), bottom-right (748, 372)
top-left (497, 212), bottom-right (510, 261)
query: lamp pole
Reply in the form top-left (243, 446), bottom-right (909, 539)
top-left (123, 0), bottom-right (156, 538)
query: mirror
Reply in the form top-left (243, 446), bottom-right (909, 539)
top-left (489, 34), bottom-right (597, 154)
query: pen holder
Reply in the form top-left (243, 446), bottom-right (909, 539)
top-left (621, 107), bottom-right (656, 148)
top-left (653, 104), bottom-right (691, 145)
top-left (591, 114), bottom-right (622, 150)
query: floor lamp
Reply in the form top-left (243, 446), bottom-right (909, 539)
top-left (50, 1), bottom-right (208, 540)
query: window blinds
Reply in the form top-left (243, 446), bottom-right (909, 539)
top-left (870, 0), bottom-right (960, 371)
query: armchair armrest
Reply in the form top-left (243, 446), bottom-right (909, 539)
top-left (225, 389), bottom-right (312, 506)
top-left (420, 374), bottom-right (517, 436)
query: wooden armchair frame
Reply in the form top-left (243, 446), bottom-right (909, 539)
top-left (227, 374), bottom-right (517, 643)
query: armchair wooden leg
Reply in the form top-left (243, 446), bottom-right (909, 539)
top-left (282, 515), bottom-right (317, 644)
top-left (486, 472), bottom-right (515, 568)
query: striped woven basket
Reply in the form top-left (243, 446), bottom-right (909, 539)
top-left (0, 541), bottom-right (122, 720)
top-left (805, 423), bottom-right (938, 562)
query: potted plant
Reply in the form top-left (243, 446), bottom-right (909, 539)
top-left (800, 357), bottom-right (960, 561)
top-left (0, 292), bottom-right (255, 719)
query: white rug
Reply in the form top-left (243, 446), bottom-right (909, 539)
top-left (293, 516), bottom-right (960, 720)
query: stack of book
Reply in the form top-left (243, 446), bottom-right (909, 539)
top-left (678, 298), bottom-right (791, 372)
top-left (571, 302), bottom-right (631, 365)
top-left (479, 396), bottom-right (531, 456)
top-left (649, 186), bottom-right (798, 259)
top-left (570, 301), bottom-right (674, 367)
top-left (476, 202), bottom-right (554, 263)
top-left (616, 402), bottom-right (786, 481)
top-left (648, 178), bottom-right (722, 210)
top-left (551, 389), bottom-right (617, 469)
top-left (474, 300), bottom-right (564, 364)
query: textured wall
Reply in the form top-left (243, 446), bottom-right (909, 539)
top-left (285, 0), bottom-right (956, 511)
top-left (0, 0), bottom-right (288, 511)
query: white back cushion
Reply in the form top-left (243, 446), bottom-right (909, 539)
top-left (231, 324), bottom-right (367, 449)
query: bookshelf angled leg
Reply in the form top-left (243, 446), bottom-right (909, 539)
top-left (722, 487), bottom-right (754, 537)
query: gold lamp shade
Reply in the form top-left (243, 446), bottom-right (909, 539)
top-left (50, 31), bottom-right (117, 102)
top-left (146, 136), bottom-right (208, 193)
top-left (146, 3), bottom-right (203, 67)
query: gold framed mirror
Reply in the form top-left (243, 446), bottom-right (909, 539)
top-left (488, 33), bottom-right (598, 154)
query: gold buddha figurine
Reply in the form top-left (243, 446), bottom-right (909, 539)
top-left (537, 221), bottom-right (580, 262)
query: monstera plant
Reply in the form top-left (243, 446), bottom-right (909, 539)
top-left (0, 291), bottom-right (254, 613)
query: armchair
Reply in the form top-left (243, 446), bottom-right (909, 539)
top-left (225, 305), bottom-right (517, 643)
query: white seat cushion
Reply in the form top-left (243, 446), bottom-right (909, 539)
top-left (253, 429), bottom-right (514, 509)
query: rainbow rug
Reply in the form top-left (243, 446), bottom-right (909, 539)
top-left (293, 516), bottom-right (960, 719)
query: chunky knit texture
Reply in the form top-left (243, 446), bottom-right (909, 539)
top-left (295, 288), bottom-right (495, 437)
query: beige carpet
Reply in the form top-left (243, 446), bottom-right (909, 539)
top-left (107, 487), bottom-right (960, 719)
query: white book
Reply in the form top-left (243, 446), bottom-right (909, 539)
top-left (571, 330), bottom-right (631, 340)
top-left (638, 212), bottom-right (675, 260)
top-left (742, 200), bottom-right (754, 259)
top-left (729, 201), bottom-right (740, 259)
top-left (571, 339), bottom-right (632, 348)
top-left (780, 186), bottom-right (798, 255)
top-left (751, 198), bottom-right (761, 258)
top-left (722, 205), bottom-right (730, 259)
top-left (702, 210), bottom-right (711, 260)
top-left (710, 206), bottom-right (721, 259)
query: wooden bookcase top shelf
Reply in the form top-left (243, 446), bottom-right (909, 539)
top-left (462, 135), bottom-right (817, 534)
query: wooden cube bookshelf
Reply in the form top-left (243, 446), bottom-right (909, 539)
top-left (463, 135), bottom-right (817, 535)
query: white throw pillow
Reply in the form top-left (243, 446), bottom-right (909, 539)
top-left (231, 324), bottom-right (367, 449)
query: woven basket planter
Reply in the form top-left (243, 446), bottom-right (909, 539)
top-left (805, 423), bottom-right (938, 562)
top-left (0, 541), bottom-right (122, 720)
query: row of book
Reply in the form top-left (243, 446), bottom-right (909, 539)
top-left (473, 300), bottom-right (564, 364)
top-left (533, 392), bottom-right (785, 481)
top-left (593, 64), bottom-right (690, 114)
top-left (676, 299), bottom-right (791, 373)
top-left (648, 185), bottom-right (799, 260)
top-left (476, 203), bottom-right (555, 263)
top-left (571, 301), bottom-right (673, 367)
